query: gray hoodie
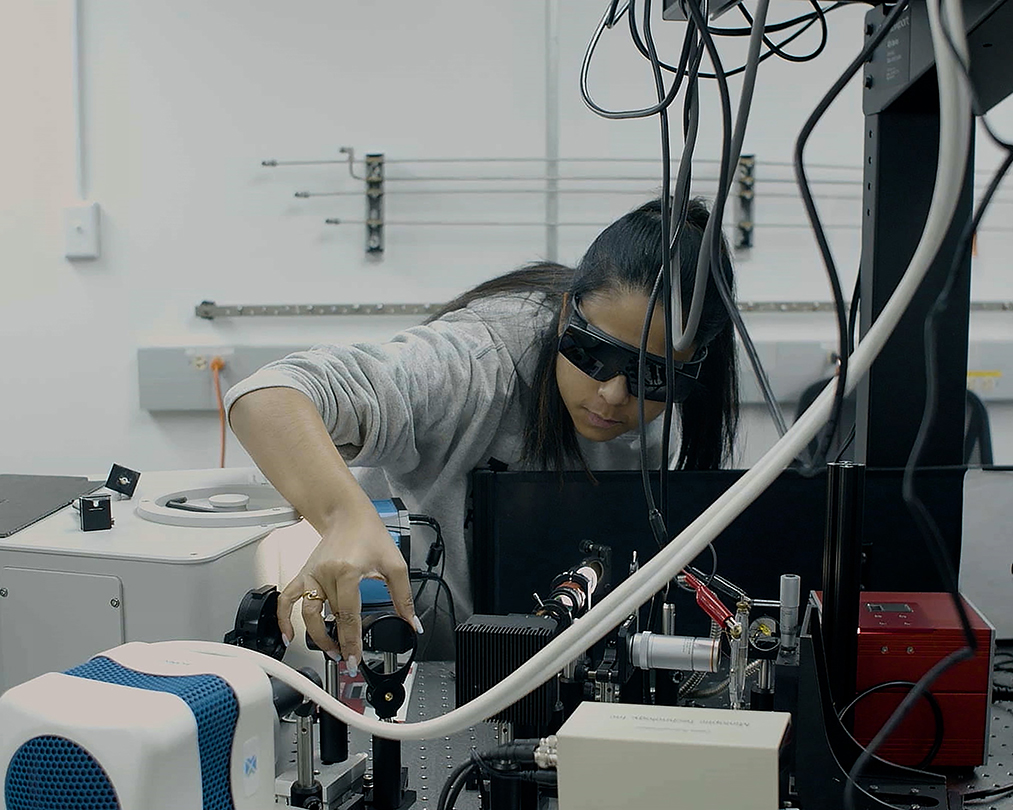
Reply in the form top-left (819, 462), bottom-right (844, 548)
top-left (225, 292), bottom-right (670, 653)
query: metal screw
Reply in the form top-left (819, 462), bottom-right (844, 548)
top-left (0, 588), bottom-right (7, 598)
top-left (110, 598), bottom-right (121, 608)
top-left (865, 75), bottom-right (874, 89)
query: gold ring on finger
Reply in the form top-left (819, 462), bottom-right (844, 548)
top-left (301, 589), bottom-right (324, 601)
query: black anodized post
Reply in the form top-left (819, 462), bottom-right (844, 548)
top-left (821, 461), bottom-right (866, 711)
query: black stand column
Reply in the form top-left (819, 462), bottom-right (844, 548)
top-left (856, 4), bottom-right (974, 591)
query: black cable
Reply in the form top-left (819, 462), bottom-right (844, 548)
top-left (828, 272), bottom-right (862, 464)
top-left (683, 0), bottom-right (787, 467)
top-left (436, 759), bottom-right (476, 810)
top-left (709, 1), bottom-right (847, 36)
top-left (628, 0), bottom-right (845, 76)
top-left (642, 0), bottom-right (677, 533)
top-left (605, 0), bottom-right (624, 28)
top-left (698, 19), bottom-right (819, 80)
top-left (834, 427), bottom-right (856, 463)
top-left (413, 555), bottom-right (451, 663)
top-left (837, 680), bottom-right (945, 770)
top-left (685, 541), bottom-right (719, 587)
top-left (637, 21), bottom-right (704, 635)
top-left (407, 513), bottom-right (444, 604)
top-left (792, 0), bottom-right (913, 473)
top-left (410, 570), bottom-right (458, 635)
top-left (847, 273), bottom-right (861, 356)
top-left (440, 746), bottom-right (555, 809)
top-left (846, 649), bottom-right (972, 810)
top-left (636, 36), bottom-right (702, 553)
top-left (738, 0), bottom-right (828, 63)
top-left (580, 0), bottom-right (695, 120)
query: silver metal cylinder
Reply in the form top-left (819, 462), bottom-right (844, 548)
top-left (296, 715), bottom-right (315, 787)
top-left (326, 658), bottom-right (339, 696)
top-left (383, 652), bottom-right (397, 675)
top-left (779, 574), bottom-right (801, 651)
top-left (662, 603), bottom-right (676, 636)
top-left (758, 659), bottom-right (774, 692)
top-left (495, 722), bottom-right (514, 745)
top-left (729, 601), bottom-right (751, 710)
top-left (628, 632), bottom-right (720, 673)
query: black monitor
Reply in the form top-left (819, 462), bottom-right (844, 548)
top-left (470, 467), bottom-right (965, 638)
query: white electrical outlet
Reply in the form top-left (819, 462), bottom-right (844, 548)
top-left (64, 203), bottom-right (102, 260)
top-left (184, 348), bottom-right (235, 372)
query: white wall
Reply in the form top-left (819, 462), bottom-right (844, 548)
top-left (3, 0), bottom-right (1013, 476)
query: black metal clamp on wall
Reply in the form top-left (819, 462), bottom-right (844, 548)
top-left (735, 154), bottom-right (755, 250)
top-left (365, 153), bottom-right (385, 255)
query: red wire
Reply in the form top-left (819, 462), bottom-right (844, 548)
top-left (210, 357), bottom-right (226, 468)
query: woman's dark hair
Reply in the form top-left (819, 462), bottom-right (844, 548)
top-left (428, 197), bottom-right (739, 471)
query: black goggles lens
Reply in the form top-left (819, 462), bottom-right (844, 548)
top-left (557, 305), bottom-right (706, 403)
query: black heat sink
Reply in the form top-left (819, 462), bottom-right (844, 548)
top-left (455, 614), bottom-right (558, 729)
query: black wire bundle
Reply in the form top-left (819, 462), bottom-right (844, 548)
top-left (408, 513), bottom-right (445, 604)
top-left (583, 0), bottom-right (836, 632)
top-left (409, 569), bottom-right (458, 634)
top-left (436, 743), bottom-right (556, 810)
top-left (406, 513), bottom-right (453, 658)
top-left (623, 0), bottom-right (847, 77)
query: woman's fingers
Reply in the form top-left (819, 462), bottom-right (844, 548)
top-left (277, 575), bottom-right (306, 646)
top-left (330, 572), bottom-right (364, 674)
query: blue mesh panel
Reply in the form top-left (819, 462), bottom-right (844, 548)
top-left (65, 657), bottom-right (238, 810)
top-left (5, 736), bottom-right (119, 810)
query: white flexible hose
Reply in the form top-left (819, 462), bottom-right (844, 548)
top-left (167, 5), bottom-right (971, 741)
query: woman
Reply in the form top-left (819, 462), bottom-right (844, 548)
top-left (226, 196), bottom-right (738, 669)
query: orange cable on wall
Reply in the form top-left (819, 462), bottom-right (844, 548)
top-left (210, 356), bottom-right (227, 468)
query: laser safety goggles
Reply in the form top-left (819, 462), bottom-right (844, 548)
top-left (557, 299), bottom-right (708, 403)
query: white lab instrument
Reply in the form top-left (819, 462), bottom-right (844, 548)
top-left (0, 642), bottom-right (278, 810)
top-left (0, 468), bottom-right (299, 694)
top-left (555, 701), bottom-right (790, 810)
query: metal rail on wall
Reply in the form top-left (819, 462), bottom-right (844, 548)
top-left (262, 149), bottom-right (1012, 256)
top-left (194, 299), bottom-right (1013, 320)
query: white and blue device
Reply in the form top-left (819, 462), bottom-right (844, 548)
top-left (0, 643), bottom-right (277, 810)
top-left (361, 498), bottom-right (411, 609)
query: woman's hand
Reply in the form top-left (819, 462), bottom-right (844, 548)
top-left (277, 496), bottom-right (418, 674)
top-left (228, 387), bottom-right (418, 671)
